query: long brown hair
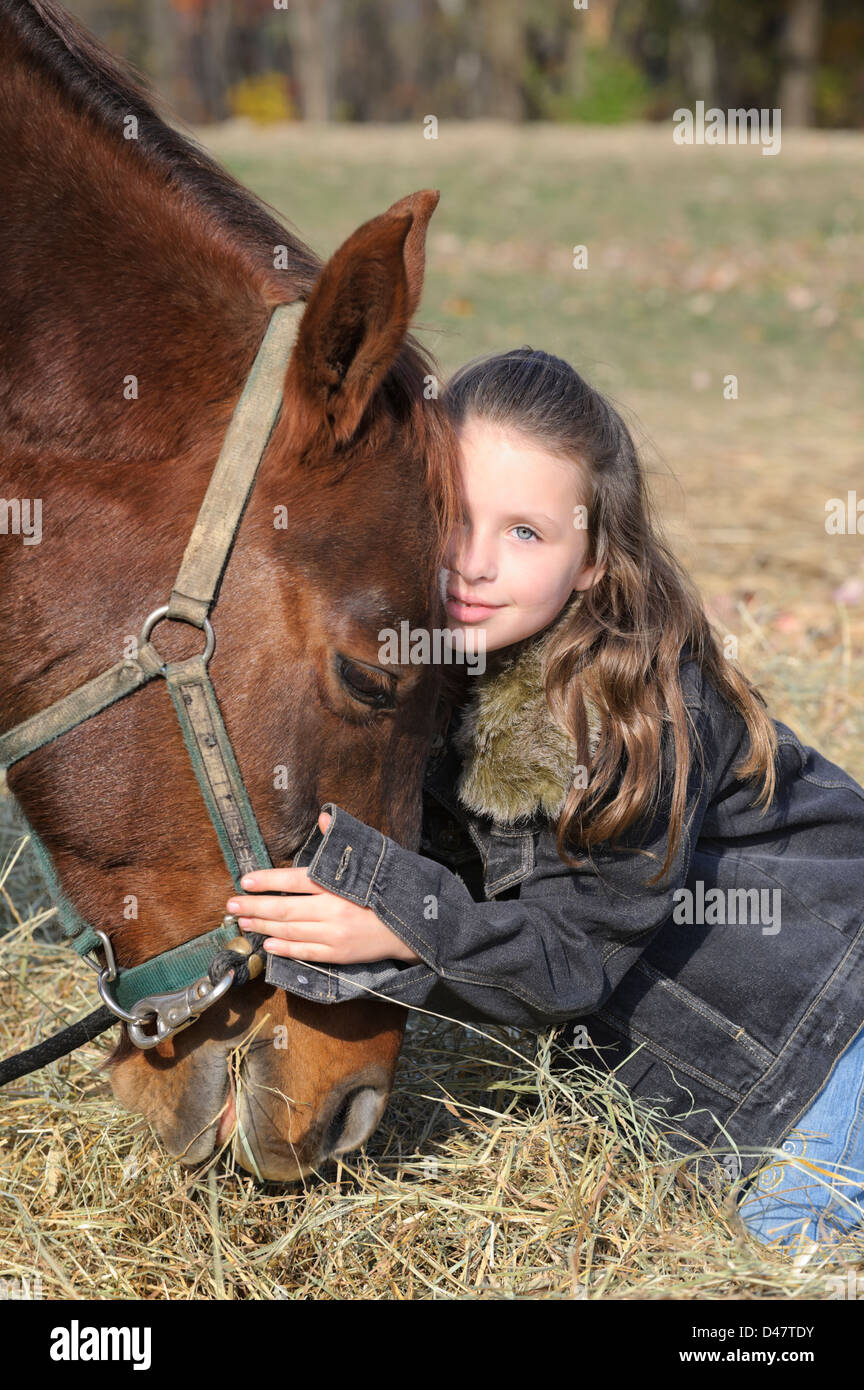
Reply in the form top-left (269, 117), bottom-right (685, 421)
top-left (441, 347), bottom-right (778, 884)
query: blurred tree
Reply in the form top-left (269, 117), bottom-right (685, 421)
top-left (677, 0), bottom-right (717, 106)
top-left (199, 0), bottom-right (232, 120)
top-left (337, 0), bottom-right (398, 119)
top-left (478, 0), bottom-right (524, 120)
top-left (292, 0), bottom-right (338, 119)
top-left (144, 0), bottom-right (178, 109)
top-left (780, 0), bottom-right (823, 125)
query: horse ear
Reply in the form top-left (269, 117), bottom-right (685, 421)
top-left (286, 189), bottom-right (440, 448)
top-left (380, 188), bottom-right (440, 319)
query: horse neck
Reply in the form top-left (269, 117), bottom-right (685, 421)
top-left (0, 22), bottom-right (290, 468)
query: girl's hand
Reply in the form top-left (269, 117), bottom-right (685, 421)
top-left (225, 811), bottom-right (423, 965)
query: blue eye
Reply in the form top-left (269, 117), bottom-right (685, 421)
top-left (512, 525), bottom-right (538, 541)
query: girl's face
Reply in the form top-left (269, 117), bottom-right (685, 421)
top-left (442, 415), bottom-right (605, 655)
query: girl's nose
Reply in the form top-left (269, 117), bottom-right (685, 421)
top-left (448, 534), bottom-right (497, 584)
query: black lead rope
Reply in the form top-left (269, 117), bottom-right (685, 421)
top-left (207, 931), bottom-right (267, 990)
top-left (0, 1005), bottom-right (116, 1087)
top-left (0, 934), bottom-right (268, 1088)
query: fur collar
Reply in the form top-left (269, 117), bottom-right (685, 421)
top-left (450, 593), bottom-right (601, 827)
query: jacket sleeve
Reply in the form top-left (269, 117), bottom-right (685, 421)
top-left (265, 691), bottom-right (722, 1031)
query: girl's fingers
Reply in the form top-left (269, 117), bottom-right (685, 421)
top-left (236, 866), bottom-right (323, 894)
top-left (262, 938), bottom-right (336, 962)
top-left (230, 900), bottom-right (325, 922)
top-left (235, 917), bottom-right (336, 944)
top-left (226, 888), bottom-right (330, 922)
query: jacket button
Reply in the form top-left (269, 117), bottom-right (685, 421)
top-left (438, 820), bottom-right (461, 848)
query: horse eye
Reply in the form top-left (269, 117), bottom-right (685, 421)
top-left (336, 655), bottom-right (396, 708)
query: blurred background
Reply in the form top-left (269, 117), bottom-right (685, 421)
top-left (61, 0), bottom-right (864, 127)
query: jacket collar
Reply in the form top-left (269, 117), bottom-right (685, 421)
top-left (446, 592), bottom-right (601, 829)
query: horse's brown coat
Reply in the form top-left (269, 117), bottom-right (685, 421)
top-left (0, 0), bottom-right (461, 1178)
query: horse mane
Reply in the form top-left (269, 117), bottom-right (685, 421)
top-left (0, 0), bottom-right (321, 293)
top-left (0, 0), bottom-right (460, 556)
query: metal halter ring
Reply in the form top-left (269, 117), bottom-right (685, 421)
top-left (139, 605), bottom-right (216, 666)
top-left (86, 928), bottom-right (235, 1048)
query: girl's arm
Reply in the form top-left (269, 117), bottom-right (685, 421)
top-left (252, 697), bottom-right (719, 1031)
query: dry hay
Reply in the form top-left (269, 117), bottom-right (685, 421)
top-left (2, 829), bottom-right (862, 1300)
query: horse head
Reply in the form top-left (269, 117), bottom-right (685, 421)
top-left (0, 0), bottom-right (461, 1179)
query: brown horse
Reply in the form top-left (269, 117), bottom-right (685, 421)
top-left (0, 0), bottom-right (460, 1179)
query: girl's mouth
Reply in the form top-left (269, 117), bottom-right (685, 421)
top-left (446, 593), bottom-right (503, 623)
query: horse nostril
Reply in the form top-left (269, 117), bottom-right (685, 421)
top-left (324, 1086), bottom-right (386, 1157)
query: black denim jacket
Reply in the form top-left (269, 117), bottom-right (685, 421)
top-left (267, 654), bottom-right (864, 1186)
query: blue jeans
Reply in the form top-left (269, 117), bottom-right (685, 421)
top-left (737, 1022), bottom-right (864, 1253)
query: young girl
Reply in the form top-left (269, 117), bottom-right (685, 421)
top-left (227, 348), bottom-right (864, 1257)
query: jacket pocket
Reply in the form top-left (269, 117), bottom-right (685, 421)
top-left (594, 957), bottom-right (776, 1103)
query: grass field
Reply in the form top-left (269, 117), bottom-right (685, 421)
top-left (1, 122), bottom-right (862, 1300)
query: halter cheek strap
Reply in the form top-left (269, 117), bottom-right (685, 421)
top-left (0, 301), bottom-right (305, 1063)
